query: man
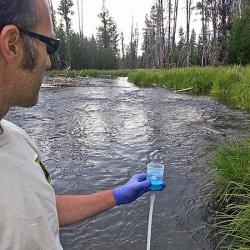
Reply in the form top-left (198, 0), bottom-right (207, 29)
top-left (0, 0), bottom-right (152, 249)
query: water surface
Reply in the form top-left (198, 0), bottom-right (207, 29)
top-left (7, 77), bottom-right (250, 250)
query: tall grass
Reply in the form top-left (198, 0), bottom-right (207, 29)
top-left (128, 67), bottom-right (217, 93)
top-left (128, 66), bottom-right (250, 111)
top-left (231, 67), bottom-right (250, 111)
top-left (213, 142), bottom-right (250, 249)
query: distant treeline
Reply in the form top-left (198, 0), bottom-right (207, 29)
top-left (49, 0), bottom-right (250, 70)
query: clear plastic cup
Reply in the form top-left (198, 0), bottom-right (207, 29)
top-left (147, 162), bottom-right (164, 191)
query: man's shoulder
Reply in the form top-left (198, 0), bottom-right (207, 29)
top-left (1, 119), bottom-right (27, 135)
top-left (1, 119), bottom-right (40, 153)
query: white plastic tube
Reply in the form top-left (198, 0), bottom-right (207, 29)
top-left (147, 193), bottom-right (156, 250)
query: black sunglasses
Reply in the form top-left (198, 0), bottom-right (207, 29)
top-left (19, 28), bottom-right (60, 55)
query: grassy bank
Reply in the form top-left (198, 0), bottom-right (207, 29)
top-left (48, 67), bottom-right (250, 111)
top-left (213, 142), bottom-right (250, 249)
top-left (47, 69), bottom-right (130, 78)
top-left (128, 66), bottom-right (250, 112)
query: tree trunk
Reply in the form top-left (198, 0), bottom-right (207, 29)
top-left (212, 0), bottom-right (218, 65)
top-left (121, 32), bottom-right (125, 60)
top-left (155, 0), bottom-right (165, 68)
top-left (76, 0), bottom-right (83, 40)
top-left (130, 16), bottom-right (134, 68)
top-left (186, 0), bottom-right (192, 67)
top-left (171, 0), bottom-right (179, 66)
top-left (81, 0), bottom-right (84, 37)
top-left (167, 0), bottom-right (172, 66)
top-left (201, 0), bottom-right (207, 66)
top-left (65, 14), bottom-right (71, 67)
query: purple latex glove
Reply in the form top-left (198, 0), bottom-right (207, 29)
top-left (113, 173), bottom-right (151, 206)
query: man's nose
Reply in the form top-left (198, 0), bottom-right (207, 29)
top-left (46, 55), bottom-right (51, 69)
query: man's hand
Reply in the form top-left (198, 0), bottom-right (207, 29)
top-left (113, 173), bottom-right (151, 205)
top-left (56, 173), bottom-right (163, 226)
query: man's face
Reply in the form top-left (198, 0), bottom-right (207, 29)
top-left (12, 0), bottom-right (53, 107)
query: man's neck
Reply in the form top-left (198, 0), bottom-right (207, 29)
top-left (0, 107), bottom-right (9, 135)
top-left (0, 74), bottom-right (10, 133)
top-left (0, 101), bottom-right (10, 125)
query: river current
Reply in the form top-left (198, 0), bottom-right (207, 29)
top-left (6, 77), bottom-right (250, 250)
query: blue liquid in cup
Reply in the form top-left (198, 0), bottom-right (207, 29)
top-left (147, 163), bottom-right (164, 191)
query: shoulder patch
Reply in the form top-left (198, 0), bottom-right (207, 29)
top-left (35, 156), bottom-right (52, 185)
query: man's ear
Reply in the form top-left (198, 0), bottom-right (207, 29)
top-left (0, 25), bottom-right (21, 62)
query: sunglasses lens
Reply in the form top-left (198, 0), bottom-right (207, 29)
top-left (46, 45), bottom-right (55, 55)
top-left (47, 40), bottom-right (60, 55)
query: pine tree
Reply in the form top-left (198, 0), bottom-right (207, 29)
top-left (141, 6), bottom-right (158, 68)
top-left (96, 5), bottom-right (119, 69)
top-left (58, 0), bottom-right (74, 68)
top-left (97, 6), bottom-right (119, 53)
top-left (126, 19), bottom-right (139, 69)
top-left (142, 14), bottom-right (154, 68)
top-left (190, 29), bottom-right (198, 65)
top-left (229, 6), bottom-right (250, 64)
top-left (55, 24), bottom-right (68, 69)
top-left (176, 26), bottom-right (186, 66)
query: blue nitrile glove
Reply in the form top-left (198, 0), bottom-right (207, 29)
top-left (113, 173), bottom-right (151, 205)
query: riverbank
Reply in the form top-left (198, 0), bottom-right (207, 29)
top-left (47, 69), bottom-right (130, 78)
top-left (48, 67), bottom-right (250, 112)
top-left (212, 141), bottom-right (250, 249)
top-left (128, 66), bottom-right (250, 112)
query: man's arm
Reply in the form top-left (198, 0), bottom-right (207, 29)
top-left (56, 190), bottom-right (115, 227)
top-left (56, 173), bottom-right (151, 227)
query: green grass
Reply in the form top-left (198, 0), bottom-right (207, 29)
top-left (213, 142), bottom-right (250, 249)
top-left (128, 66), bottom-right (250, 111)
top-left (128, 67), bottom-right (217, 93)
top-left (231, 67), bottom-right (250, 111)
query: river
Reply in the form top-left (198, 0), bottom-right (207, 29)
top-left (6, 77), bottom-right (250, 250)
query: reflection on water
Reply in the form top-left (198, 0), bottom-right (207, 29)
top-left (6, 77), bottom-right (250, 250)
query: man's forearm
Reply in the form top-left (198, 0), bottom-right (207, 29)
top-left (56, 190), bottom-right (116, 227)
